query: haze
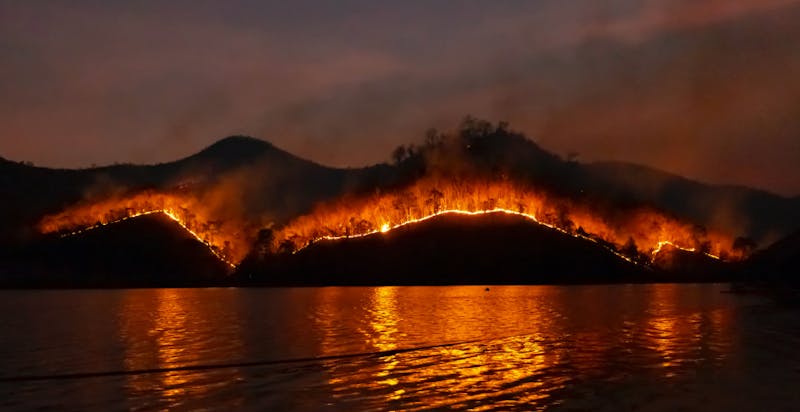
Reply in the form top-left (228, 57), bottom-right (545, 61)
top-left (1, 0), bottom-right (799, 195)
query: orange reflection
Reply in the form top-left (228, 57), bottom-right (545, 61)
top-left (117, 289), bottom-right (244, 408)
top-left (315, 286), bottom-right (568, 410)
top-left (308, 285), bottom-right (736, 409)
top-left (644, 284), bottom-right (732, 377)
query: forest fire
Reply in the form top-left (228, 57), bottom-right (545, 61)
top-left (270, 176), bottom-right (741, 263)
top-left (37, 191), bottom-right (251, 267)
top-left (38, 176), bottom-right (744, 270)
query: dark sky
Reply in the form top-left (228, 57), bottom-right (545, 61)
top-left (1, 1), bottom-right (799, 195)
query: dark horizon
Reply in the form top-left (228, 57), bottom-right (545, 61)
top-left (1, 1), bottom-right (800, 195)
top-left (4, 130), bottom-right (800, 199)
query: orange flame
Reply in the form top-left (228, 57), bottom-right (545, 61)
top-left (37, 176), bottom-right (743, 269)
top-left (271, 176), bottom-right (740, 263)
top-left (37, 191), bottom-right (252, 267)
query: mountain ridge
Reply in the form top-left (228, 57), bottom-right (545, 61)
top-left (3, 121), bottom-right (799, 287)
top-left (3, 122), bottom-right (799, 252)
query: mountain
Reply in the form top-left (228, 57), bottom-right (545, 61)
top-left (382, 120), bottom-right (799, 248)
top-left (0, 136), bottom-right (381, 245)
top-left (743, 230), bottom-right (800, 284)
top-left (584, 162), bottom-right (800, 245)
top-left (4, 127), bottom-right (797, 249)
top-left (3, 119), bottom-right (800, 286)
top-left (235, 212), bottom-right (648, 286)
top-left (0, 213), bottom-right (230, 288)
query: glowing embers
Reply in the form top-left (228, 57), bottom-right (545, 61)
top-left (298, 208), bottom-right (638, 265)
top-left (37, 191), bottom-right (247, 267)
top-left (271, 177), bottom-right (737, 264)
top-left (37, 176), bottom-right (739, 271)
top-left (651, 240), bottom-right (721, 260)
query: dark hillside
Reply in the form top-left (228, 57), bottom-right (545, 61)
top-left (236, 212), bottom-right (648, 286)
top-left (0, 213), bottom-right (230, 288)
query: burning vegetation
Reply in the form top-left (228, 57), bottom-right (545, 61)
top-left (37, 190), bottom-right (253, 267)
top-left (266, 175), bottom-right (742, 264)
top-left (36, 118), bottom-right (754, 270)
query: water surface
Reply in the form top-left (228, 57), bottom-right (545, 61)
top-left (1, 284), bottom-right (799, 410)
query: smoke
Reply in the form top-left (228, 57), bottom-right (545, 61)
top-left (2, 1), bottom-right (799, 194)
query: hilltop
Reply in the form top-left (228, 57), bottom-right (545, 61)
top-left (2, 118), bottom-right (799, 287)
top-left (3, 121), bottom-right (798, 249)
top-left (1, 213), bottom-right (230, 288)
top-left (235, 212), bottom-right (647, 286)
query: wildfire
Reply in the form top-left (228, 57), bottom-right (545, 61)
top-left (37, 176), bottom-right (743, 271)
top-left (271, 176), bottom-right (741, 264)
top-left (37, 191), bottom-right (252, 267)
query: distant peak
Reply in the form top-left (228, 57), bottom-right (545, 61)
top-left (206, 135), bottom-right (273, 150)
top-left (194, 136), bottom-right (277, 158)
top-left (178, 135), bottom-right (314, 168)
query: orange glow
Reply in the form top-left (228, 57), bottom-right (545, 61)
top-left (37, 190), bottom-right (253, 267)
top-left (37, 176), bottom-right (743, 269)
top-left (118, 289), bottom-right (245, 407)
top-left (272, 176), bottom-right (740, 263)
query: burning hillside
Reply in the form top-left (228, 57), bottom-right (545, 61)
top-left (37, 175), bottom-right (746, 270)
top-left (37, 191), bottom-right (254, 266)
top-left (268, 175), bottom-right (742, 264)
top-left (35, 120), bottom-right (753, 271)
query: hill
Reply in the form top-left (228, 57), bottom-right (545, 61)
top-left (3, 119), bottom-right (800, 287)
top-left (0, 213), bottom-right (231, 288)
top-left (235, 212), bottom-right (650, 286)
top-left (0, 136), bottom-right (372, 245)
top-left (743, 230), bottom-right (800, 284)
top-left (584, 161), bottom-right (800, 245)
top-left (4, 123), bottom-right (798, 250)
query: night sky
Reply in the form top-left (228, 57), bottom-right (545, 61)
top-left (1, 1), bottom-right (799, 195)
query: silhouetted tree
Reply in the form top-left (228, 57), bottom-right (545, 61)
top-left (393, 191), bottom-right (417, 219)
top-left (691, 224), bottom-right (709, 250)
top-left (424, 128), bottom-right (444, 148)
top-left (459, 115), bottom-right (493, 140)
top-left (555, 205), bottom-right (575, 233)
top-left (427, 188), bottom-right (444, 213)
top-left (496, 120), bottom-right (510, 134)
top-left (391, 145), bottom-right (408, 164)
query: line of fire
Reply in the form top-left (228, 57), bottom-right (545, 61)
top-left (37, 174), bottom-right (749, 273)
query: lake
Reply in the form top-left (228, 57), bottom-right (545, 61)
top-left (1, 284), bottom-right (799, 410)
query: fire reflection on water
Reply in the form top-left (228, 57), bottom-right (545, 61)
top-left (117, 289), bottom-right (244, 410)
top-left (0, 284), bottom-right (757, 411)
top-left (645, 284), bottom-right (732, 377)
top-left (310, 285), bottom-right (733, 410)
top-left (101, 285), bottom-right (737, 410)
top-left (313, 287), bottom-right (569, 410)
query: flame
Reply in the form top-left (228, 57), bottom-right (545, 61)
top-left (37, 176), bottom-right (743, 271)
top-left (651, 240), bottom-right (720, 260)
top-left (271, 176), bottom-right (740, 264)
top-left (37, 190), bottom-right (252, 267)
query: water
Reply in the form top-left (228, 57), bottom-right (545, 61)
top-left (0, 284), bottom-right (799, 411)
